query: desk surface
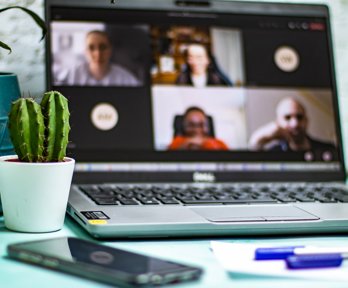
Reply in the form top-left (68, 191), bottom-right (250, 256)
top-left (2, 216), bottom-right (348, 288)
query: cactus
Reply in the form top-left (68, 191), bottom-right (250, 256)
top-left (41, 91), bottom-right (70, 162)
top-left (8, 91), bottom-right (70, 163)
top-left (8, 98), bottom-right (45, 162)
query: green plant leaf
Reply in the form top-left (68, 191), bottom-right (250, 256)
top-left (0, 6), bottom-right (47, 41)
top-left (0, 40), bottom-right (12, 53)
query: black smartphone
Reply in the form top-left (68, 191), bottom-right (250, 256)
top-left (7, 237), bottom-right (203, 287)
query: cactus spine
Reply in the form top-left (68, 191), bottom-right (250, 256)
top-left (8, 91), bottom-right (70, 163)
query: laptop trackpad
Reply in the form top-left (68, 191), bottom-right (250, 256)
top-left (190, 206), bottom-right (319, 222)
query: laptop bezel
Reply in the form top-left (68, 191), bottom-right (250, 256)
top-left (44, 0), bottom-right (346, 183)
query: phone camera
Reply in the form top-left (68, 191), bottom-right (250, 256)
top-left (89, 251), bottom-right (114, 265)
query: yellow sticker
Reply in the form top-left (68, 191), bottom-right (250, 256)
top-left (89, 220), bottom-right (107, 225)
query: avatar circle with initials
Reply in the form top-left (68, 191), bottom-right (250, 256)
top-left (274, 46), bottom-right (300, 72)
top-left (90, 103), bottom-right (118, 131)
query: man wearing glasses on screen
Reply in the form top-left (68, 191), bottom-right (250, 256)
top-left (168, 106), bottom-right (228, 151)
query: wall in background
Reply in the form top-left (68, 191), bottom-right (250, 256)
top-left (0, 0), bottom-right (347, 165)
top-left (0, 0), bottom-right (44, 97)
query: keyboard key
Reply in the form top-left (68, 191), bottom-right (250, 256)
top-left (240, 186), bottom-right (253, 192)
top-left (132, 186), bottom-right (146, 193)
top-left (188, 187), bottom-right (201, 193)
top-left (260, 186), bottom-right (270, 192)
top-left (158, 198), bottom-right (180, 205)
top-left (176, 196), bottom-right (196, 202)
top-left (137, 198), bottom-right (160, 205)
top-left (315, 197), bottom-right (337, 203)
top-left (235, 195), bottom-right (254, 201)
top-left (151, 186), bottom-right (167, 194)
top-left (180, 198), bottom-right (278, 205)
top-left (295, 195), bottom-right (316, 202)
top-left (254, 196), bottom-right (277, 202)
top-left (100, 187), bottom-right (115, 193)
top-left (215, 195), bottom-right (234, 200)
top-left (119, 199), bottom-right (139, 205)
top-left (88, 192), bottom-right (115, 199)
top-left (170, 187), bottom-right (185, 193)
top-left (238, 198), bottom-right (277, 204)
top-left (333, 194), bottom-right (348, 203)
top-left (180, 199), bottom-right (224, 205)
top-left (80, 186), bottom-right (100, 194)
top-left (95, 199), bottom-right (119, 205)
top-left (275, 195), bottom-right (296, 203)
top-left (196, 194), bottom-right (214, 200)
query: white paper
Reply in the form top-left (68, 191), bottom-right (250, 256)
top-left (211, 241), bottom-right (348, 281)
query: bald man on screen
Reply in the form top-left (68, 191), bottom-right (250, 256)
top-left (249, 98), bottom-right (336, 156)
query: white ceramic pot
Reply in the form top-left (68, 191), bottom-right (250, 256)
top-left (0, 155), bottom-right (75, 233)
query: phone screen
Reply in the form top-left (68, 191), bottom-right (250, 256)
top-left (8, 237), bottom-right (202, 286)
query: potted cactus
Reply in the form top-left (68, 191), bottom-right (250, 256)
top-left (0, 91), bottom-right (75, 233)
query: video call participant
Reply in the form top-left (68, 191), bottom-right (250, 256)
top-left (64, 30), bottom-right (140, 86)
top-left (168, 106), bottom-right (229, 151)
top-left (249, 97), bottom-right (336, 154)
top-left (176, 44), bottom-right (232, 87)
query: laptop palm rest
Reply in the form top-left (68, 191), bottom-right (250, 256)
top-left (190, 206), bottom-right (319, 222)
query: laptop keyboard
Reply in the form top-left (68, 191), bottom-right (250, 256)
top-left (77, 183), bottom-right (348, 206)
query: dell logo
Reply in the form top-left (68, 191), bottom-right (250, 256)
top-left (193, 172), bottom-right (216, 183)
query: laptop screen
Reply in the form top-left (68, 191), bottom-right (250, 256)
top-left (45, 0), bottom-right (346, 182)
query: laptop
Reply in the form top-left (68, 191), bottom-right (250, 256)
top-left (45, 0), bottom-right (348, 238)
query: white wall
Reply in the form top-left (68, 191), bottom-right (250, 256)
top-left (0, 0), bottom-right (45, 97)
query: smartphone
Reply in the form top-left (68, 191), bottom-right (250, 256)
top-left (7, 237), bottom-right (203, 287)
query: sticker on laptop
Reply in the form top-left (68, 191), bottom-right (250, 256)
top-left (88, 220), bottom-right (108, 225)
top-left (81, 211), bottom-right (110, 220)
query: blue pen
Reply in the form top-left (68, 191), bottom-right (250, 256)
top-left (286, 254), bottom-right (344, 269)
top-left (255, 246), bottom-right (305, 260)
top-left (255, 246), bottom-right (348, 260)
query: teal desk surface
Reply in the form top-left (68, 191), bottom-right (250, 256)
top-left (2, 216), bottom-right (348, 288)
